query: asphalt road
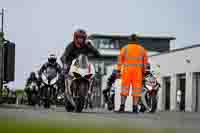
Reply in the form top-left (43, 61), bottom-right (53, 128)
top-left (0, 104), bottom-right (200, 131)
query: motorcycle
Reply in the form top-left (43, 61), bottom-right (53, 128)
top-left (39, 68), bottom-right (59, 108)
top-left (64, 54), bottom-right (95, 112)
top-left (140, 71), bottom-right (160, 113)
top-left (0, 84), bottom-right (16, 104)
top-left (26, 81), bottom-right (39, 106)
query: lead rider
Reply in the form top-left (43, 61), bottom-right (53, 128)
top-left (60, 29), bottom-right (101, 79)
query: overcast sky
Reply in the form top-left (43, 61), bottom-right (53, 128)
top-left (1, 0), bottom-right (200, 89)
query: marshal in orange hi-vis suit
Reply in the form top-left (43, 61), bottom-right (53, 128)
top-left (117, 44), bottom-right (148, 97)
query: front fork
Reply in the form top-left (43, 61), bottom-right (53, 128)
top-left (141, 89), bottom-right (151, 111)
top-left (141, 88), bottom-right (158, 112)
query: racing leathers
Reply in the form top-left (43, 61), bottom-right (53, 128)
top-left (25, 72), bottom-right (38, 94)
top-left (24, 72), bottom-right (39, 105)
top-left (60, 41), bottom-right (101, 77)
top-left (103, 71), bottom-right (119, 104)
top-left (38, 62), bottom-right (62, 97)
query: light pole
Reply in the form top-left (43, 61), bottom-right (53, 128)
top-left (1, 8), bottom-right (4, 33)
top-left (0, 8), bottom-right (5, 95)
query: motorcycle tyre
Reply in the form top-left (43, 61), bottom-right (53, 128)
top-left (139, 104), bottom-right (146, 113)
top-left (44, 100), bottom-right (50, 109)
top-left (64, 98), bottom-right (75, 112)
top-left (75, 96), bottom-right (85, 113)
top-left (107, 100), bottom-right (114, 111)
top-left (30, 94), bottom-right (38, 106)
top-left (149, 95), bottom-right (157, 113)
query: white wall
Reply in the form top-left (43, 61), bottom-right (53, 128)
top-left (149, 47), bottom-right (200, 76)
top-left (149, 46), bottom-right (200, 112)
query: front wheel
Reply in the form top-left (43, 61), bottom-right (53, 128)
top-left (149, 95), bottom-right (157, 113)
top-left (139, 103), bottom-right (146, 113)
top-left (30, 94), bottom-right (38, 106)
top-left (64, 97), bottom-right (75, 112)
top-left (107, 95), bottom-right (114, 111)
top-left (75, 96), bottom-right (85, 113)
top-left (43, 100), bottom-right (50, 108)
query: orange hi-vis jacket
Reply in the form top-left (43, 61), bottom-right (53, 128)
top-left (117, 43), bottom-right (148, 97)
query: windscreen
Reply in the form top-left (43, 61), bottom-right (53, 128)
top-left (78, 54), bottom-right (88, 69)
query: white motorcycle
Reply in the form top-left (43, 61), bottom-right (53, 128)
top-left (64, 54), bottom-right (95, 112)
top-left (40, 68), bottom-right (59, 108)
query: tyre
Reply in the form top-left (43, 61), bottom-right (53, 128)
top-left (20, 95), bottom-right (25, 105)
top-left (44, 100), bottom-right (50, 108)
top-left (107, 103), bottom-right (114, 111)
top-left (139, 104), bottom-right (146, 113)
top-left (84, 98), bottom-right (88, 109)
top-left (75, 96), bottom-right (85, 113)
top-left (31, 94), bottom-right (38, 106)
top-left (149, 95), bottom-right (157, 113)
top-left (107, 98), bottom-right (114, 111)
top-left (64, 97), bottom-right (75, 112)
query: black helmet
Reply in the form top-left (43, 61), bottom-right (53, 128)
top-left (30, 72), bottom-right (36, 79)
top-left (48, 54), bottom-right (57, 64)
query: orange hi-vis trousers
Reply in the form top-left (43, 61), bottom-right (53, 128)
top-left (121, 67), bottom-right (143, 96)
top-left (118, 44), bottom-right (148, 97)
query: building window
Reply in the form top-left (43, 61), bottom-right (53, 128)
top-left (104, 66), bottom-right (107, 75)
top-left (92, 39), bottom-right (99, 48)
top-left (115, 40), bottom-right (120, 49)
top-left (92, 38), bottom-right (121, 49)
top-left (99, 40), bottom-right (104, 49)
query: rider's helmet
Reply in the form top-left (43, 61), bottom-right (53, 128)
top-left (30, 72), bottom-right (36, 79)
top-left (112, 65), bottom-right (121, 79)
top-left (48, 54), bottom-right (57, 65)
top-left (73, 29), bottom-right (87, 48)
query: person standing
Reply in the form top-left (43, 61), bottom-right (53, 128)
top-left (117, 34), bottom-right (148, 113)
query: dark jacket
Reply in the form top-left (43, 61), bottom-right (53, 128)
top-left (25, 77), bottom-right (38, 87)
top-left (60, 41), bottom-right (101, 67)
top-left (38, 62), bottom-right (62, 76)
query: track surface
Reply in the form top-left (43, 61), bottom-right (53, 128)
top-left (0, 104), bottom-right (200, 131)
